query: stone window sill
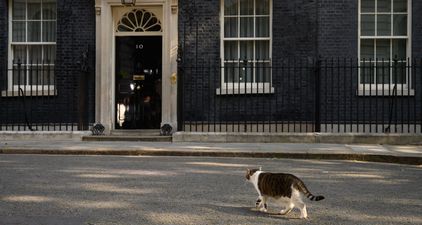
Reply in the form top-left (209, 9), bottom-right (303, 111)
top-left (357, 89), bottom-right (415, 96)
top-left (216, 87), bottom-right (275, 95)
top-left (1, 90), bottom-right (57, 97)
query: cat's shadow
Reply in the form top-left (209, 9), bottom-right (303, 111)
top-left (249, 207), bottom-right (302, 220)
top-left (208, 204), bottom-right (295, 221)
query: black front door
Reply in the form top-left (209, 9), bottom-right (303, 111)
top-left (115, 36), bottom-right (162, 129)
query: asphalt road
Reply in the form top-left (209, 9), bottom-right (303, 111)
top-left (0, 155), bottom-right (421, 225)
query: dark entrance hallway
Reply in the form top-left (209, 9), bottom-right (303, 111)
top-left (115, 36), bottom-right (162, 129)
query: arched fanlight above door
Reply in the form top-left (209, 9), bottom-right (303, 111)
top-left (116, 9), bottom-right (162, 32)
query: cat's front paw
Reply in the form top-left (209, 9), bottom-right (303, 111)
top-left (259, 207), bottom-right (268, 212)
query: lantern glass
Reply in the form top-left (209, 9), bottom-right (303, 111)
top-left (121, 0), bottom-right (136, 5)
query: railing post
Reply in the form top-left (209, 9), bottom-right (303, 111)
top-left (314, 58), bottom-right (321, 132)
top-left (243, 59), bottom-right (248, 132)
top-left (177, 43), bottom-right (184, 132)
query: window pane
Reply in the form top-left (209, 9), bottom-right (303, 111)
top-left (224, 63), bottom-right (239, 82)
top-left (224, 41), bottom-right (238, 60)
top-left (28, 21), bottom-right (41, 42)
top-left (28, 45), bottom-right (42, 63)
top-left (42, 21), bottom-right (56, 42)
top-left (392, 62), bottom-right (406, 84)
top-left (393, 0), bottom-right (407, 13)
top-left (361, 15), bottom-right (375, 36)
top-left (240, 0), bottom-right (254, 15)
top-left (360, 62), bottom-right (375, 84)
top-left (240, 41), bottom-right (253, 60)
top-left (256, 40), bottom-right (269, 60)
top-left (377, 15), bottom-right (391, 36)
top-left (393, 15), bottom-right (407, 35)
top-left (46, 66), bottom-right (55, 85)
top-left (240, 62), bottom-right (253, 82)
top-left (13, 0), bottom-right (26, 20)
top-left (12, 68), bottom-right (27, 85)
top-left (377, 0), bottom-right (391, 12)
top-left (256, 0), bottom-right (270, 15)
top-left (43, 45), bottom-right (56, 63)
top-left (224, 17), bottom-right (238, 38)
top-left (392, 39), bottom-right (406, 60)
top-left (13, 46), bottom-right (27, 63)
top-left (28, 66), bottom-right (38, 85)
top-left (256, 16), bottom-right (269, 37)
top-left (360, 39), bottom-right (374, 59)
top-left (28, 0), bottom-right (42, 20)
top-left (12, 21), bottom-right (26, 42)
top-left (240, 17), bottom-right (254, 37)
top-left (30, 66), bottom-right (54, 85)
top-left (376, 61), bottom-right (391, 84)
top-left (43, 2), bottom-right (57, 20)
top-left (224, 0), bottom-right (238, 15)
top-left (27, 66), bottom-right (38, 85)
top-left (376, 39), bottom-right (390, 59)
top-left (361, 0), bottom-right (375, 13)
top-left (256, 62), bottom-right (271, 82)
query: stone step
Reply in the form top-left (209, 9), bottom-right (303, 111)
top-left (110, 129), bottom-right (161, 136)
top-left (82, 135), bottom-right (172, 142)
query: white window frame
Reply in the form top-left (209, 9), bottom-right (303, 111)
top-left (358, 0), bottom-right (412, 96)
top-left (218, 0), bottom-right (274, 95)
top-left (5, 0), bottom-right (56, 96)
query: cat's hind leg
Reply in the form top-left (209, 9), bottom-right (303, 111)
top-left (295, 201), bottom-right (308, 219)
top-left (279, 203), bottom-right (293, 215)
top-left (292, 188), bottom-right (308, 219)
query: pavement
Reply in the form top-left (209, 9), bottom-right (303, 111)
top-left (1, 155), bottom-right (421, 225)
top-left (1, 141), bottom-right (422, 165)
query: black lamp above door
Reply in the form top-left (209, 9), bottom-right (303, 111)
top-left (121, 0), bottom-right (136, 6)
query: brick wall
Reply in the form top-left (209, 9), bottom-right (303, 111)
top-left (317, 0), bottom-right (422, 128)
top-left (0, 0), bottom-right (96, 128)
top-left (178, 0), bottom-right (319, 123)
top-left (178, 0), bottom-right (422, 129)
top-left (1, 0), bottom-right (420, 130)
top-left (413, 0), bottom-right (422, 59)
top-left (317, 0), bottom-right (358, 58)
top-left (55, 0), bottom-right (96, 125)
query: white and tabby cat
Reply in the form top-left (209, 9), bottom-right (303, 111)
top-left (245, 168), bottom-right (324, 219)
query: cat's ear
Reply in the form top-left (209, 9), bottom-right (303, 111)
top-left (246, 168), bottom-right (250, 174)
top-left (259, 167), bottom-right (262, 171)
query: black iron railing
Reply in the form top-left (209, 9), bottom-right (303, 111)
top-left (0, 61), bottom-right (92, 131)
top-left (178, 58), bottom-right (422, 133)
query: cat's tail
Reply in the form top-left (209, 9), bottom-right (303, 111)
top-left (294, 181), bottom-right (325, 201)
top-left (306, 193), bottom-right (325, 201)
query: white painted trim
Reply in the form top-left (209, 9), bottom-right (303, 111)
top-left (8, 0), bottom-right (13, 92)
top-left (95, 0), bottom-right (178, 133)
top-left (112, 5), bottom-right (164, 131)
top-left (115, 32), bottom-right (162, 36)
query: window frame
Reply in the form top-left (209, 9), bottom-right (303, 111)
top-left (6, 0), bottom-right (57, 96)
top-left (358, 0), bottom-right (412, 96)
top-left (219, 0), bottom-right (274, 95)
